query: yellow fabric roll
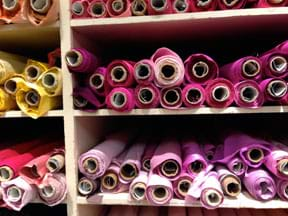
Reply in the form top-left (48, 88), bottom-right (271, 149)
top-left (16, 82), bottom-right (61, 119)
top-left (24, 59), bottom-right (49, 82)
top-left (37, 67), bottom-right (62, 96)
top-left (0, 87), bottom-right (17, 112)
top-left (4, 75), bottom-right (26, 96)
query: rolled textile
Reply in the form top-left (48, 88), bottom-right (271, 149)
top-left (37, 67), bottom-right (62, 97)
top-left (184, 54), bottom-right (218, 84)
top-left (205, 78), bottom-right (235, 108)
top-left (182, 84), bottom-right (206, 107)
top-left (190, 0), bottom-right (217, 11)
top-left (88, 0), bottom-right (108, 18)
top-left (106, 60), bottom-right (135, 87)
top-left (226, 156), bottom-right (248, 176)
top-left (234, 80), bottom-right (264, 108)
top-left (160, 87), bottom-right (182, 109)
top-left (253, 0), bottom-right (286, 7)
top-left (135, 84), bottom-right (160, 108)
top-left (46, 149), bottom-right (65, 173)
top-left (4, 75), bottom-right (26, 96)
top-left (106, 0), bottom-right (131, 17)
top-left (219, 56), bottom-right (262, 83)
top-left (138, 206), bottom-right (159, 216)
top-left (150, 138), bottom-right (182, 181)
top-left (203, 143), bottom-right (216, 161)
top-left (106, 87), bottom-right (135, 112)
top-left (0, 87), bottom-right (17, 111)
top-left (78, 132), bottom-right (129, 180)
top-left (259, 78), bottom-right (288, 102)
top-left (145, 174), bottom-right (173, 205)
top-left (215, 165), bottom-right (241, 197)
top-left (141, 141), bottom-right (158, 172)
top-left (134, 59), bottom-right (155, 85)
top-left (168, 207), bottom-right (187, 216)
top-left (1, 0), bottom-right (26, 24)
top-left (38, 173), bottom-right (67, 206)
top-left (23, 60), bottom-right (49, 82)
top-left (48, 48), bottom-right (61, 67)
top-left (182, 139), bottom-right (208, 178)
top-left (173, 172), bottom-right (194, 199)
top-left (217, 0), bottom-right (246, 9)
top-left (276, 179), bottom-right (288, 201)
top-left (151, 47), bottom-right (184, 88)
top-left (129, 171), bottom-right (148, 201)
top-left (65, 48), bottom-right (99, 73)
top-left (2, 177), bottom-right (37, 211)
top-left (73, 87), bottom-right (105, 110)
top-left (78, 177), bottom-right (98, 196)
top-left (71, 0), bottom-right (90, 18)
top-left (172, 0), bottom-right (190, 13)
top-left (147, 0), bottom-right (172, 14)
top-left (131, 0), bottom-right (148, 15)
top-left (243, 169), bottom-right (276, 201)
top-left (88, 67), bottom-right (110, 97)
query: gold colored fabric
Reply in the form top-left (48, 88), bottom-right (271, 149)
top-left (4, 75), bottom-right (26, 96)
top-left (24, 59), bottom-right (49, 82)
top-left (0, 87), bottom-right (17, 112)
top-left (37, 67), bottom-right (62, 96)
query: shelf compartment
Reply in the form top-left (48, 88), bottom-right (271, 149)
top-left (0, 110), bottom-right (64, 118)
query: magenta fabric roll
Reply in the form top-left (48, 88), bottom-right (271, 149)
top-left (88, 0), bottom-right (109, 18)
top-left (276, 179), bottom-right (288, 201)
top-left (184, 54), bottom-right (218, 84)
top-left (106, 60), bottom-right (135, 87)
top-left (173, 172), bottom-right (194, 199)
top-left (151, 47), bottom-right (185, 88)
top-left (182, 139), bottom-right (209, 178)
top-left (73, 87), bottom-right (105, 110)
top-left (145, 174), bottom-right (173, 205)
top-left (160, 87), bottom-right (182, 109)
top-left (150, 138), bottom-right (182, 181)
top-left (182, 84), bottom-right (206, 107)
top-left (78, 132), bottom-right (129, 180)
top-left (147, 0), bottom-right (173, 14)
top-left (205, 78), bottom-right (235, 108)
top-left (88, 67), bottom-right (111, 97)
top-left (219, 56), bottom-right (262, 83)
top-left (203, 143), bottom-right (217, 161)
top-left (106, 0), bottom-right (132, 17)
top-left (71, 0), bottom-right (90, 18)
top-left (253, 0), bottom-right (287, 7)
top-left (129, 171), bottom-right (148, 201)
top-left (65, 48), bottom-right (99, 73)
top-left (226, 156), bottom-right (248, 176)
top-left (135, 84), bottom-right (160, 108)
top-left (106, 87), bottom-right (135, 112)
top-left (259, 78), bottom-right (288, 102)
top-left (172, 0), bottom-right (191, 13)
top-left (190, 0), bottom-right (217, 11)
top-left (141, 141), bottom-right (158, 172)
top-left (134, 59), bottom-right (155, 85)
top-left (243, 169), bottom-right (276, 201)
top-left (217, 0), bottom-right (246, 9)
top-left (275, 40), bottom-right (288, 54)
top-left (234, 80), bottom-right (264, 108)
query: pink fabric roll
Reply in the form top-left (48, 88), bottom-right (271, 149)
top-left (106, 0), bottom-right (131, 17)
top-left (203, 143), bottom-right (217, 161)
top-left (173, 172), bottom-right (194, 199)
top-left (134, 59), bottom-right (155, 85)
top-left (73, 87), bottom-right (105, 110)
top-left (172, 0), bottom-right (191, 13)
top-left (160, 87), bottom-right (182, 109)
top-left (129, 171), bottom-right (148, 201)
top-left (259, 78), bottom-right (288, 102)
top-left (38, 173), bottom-right (67, 206)
top-left (190, 0), bottom-right (217, 11)
top-left (243, 169), bottom-right (276, 201)
top-left (88, 67), bottom-right (110, 97)
top-left (276, 179), bottom-right (288, 201)
top-left (135, 84), bottom-right (160, 108)
top-left (253, 0), bottom-right (287, 7)
top-left (217, 0), bottom-right (246, 9)
top-left (78, 132), bottom-right (129, 180)
top-left (2, 177), bottom-right (37, 211)
top-left (205, 78), bottom-right (235, 108)
top-left (141, 141), bottom-right (158, 172)
top-left (147, 0), bottom-right (173, 14)
top-left (71, 0), bottom-right (90, 18)
top-left (88, 0), bottom-right (109, 18)
top-left (226, 156), bottom-right (248, 176)
top-left (150, 138), bottom-right (182, 181)
top-left (182, 84), bottom-right (206, 107)
top-left (275, 40), bottom-right (288, 54)
top-left (184, 54), bottom-right (218, 84)
top-left (220, 56), bottom-right (262, 83)
top-left (151, 47), bottom-right (185, 88)
top-left (106, 87), bottom-right (135, 112)
top-left (234, 80), bottom-right (264, 108)
top-left (145, 174), bottom-right (173, 205)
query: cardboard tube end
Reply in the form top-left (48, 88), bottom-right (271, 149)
top-left (278, 159), bottom-right (288, 176)
top-left (174, 0), bottom-right (187, 12)
top-left (74, 96), bottom-right (88, 108)
top-left (240, 86), bottom-right (259, 103)
top-left (185, 88), bottom-right (202, 105)
top-left (78, 179), bottom-right (94, 195)
top-left (4, 79), bottom-right (17, 95)
top-left (221, 176), bottom-right (241, 197)
top-left (25, 90), bottom-right (40, 107)
top-left (91, 2), bottom-right (106, 17)
top-left (90, 74), bottom-right (104, 90)
top-left (267, 80), bottom-right (287, 98)
top-left (83, 158), bottom-right (98, 174)
top-left (0, 166), bottom-right (14, 182)
top-left (138, 87), bottom-right (154, 104)
top-left (151, 0), bottom-right (166, 10)
top-left (270, 56), bottom-right (287, 74)
top-left (142, 159), bottom-right (151, 171)
top-left (3, 0), bottom-right (17, 11)
top-left (161, 159), bottom-right (179, 178)
top-left (102, 173), bottom-right (118, 190)
top-left (177, 179), bottom-right (191, 197)
top-left (40, 185), bottom-right (55, 198)
top-left (47, 154), bottom-right (65, 173)
top-left (160, 64), bottom-right (177, 81)
top-left (135, 64), bottom-right (151, 80)
top-left (247, 148), bottom-right (264, 163)
top-left (163, 89), bottom-right (180, 106)
top-left (42, 73), bottom-right (57, 89)
top-left (120, 163), bottom-right (138, 181)
top-left (242, 60), bottom-right (260, 77)
top-left (132, 182), bottom-right (146, 200)
top-left (204, 190), bottom-right (222, 207)
top-left (189, 160), bottom-right (204, 174)
top-left (7, 186), bottom-right (22, 202)
top-left (111, 0), bottom-right (124, 12)
top-left (192, 61), bottom-right (209, 78)
top-left (111, 91), bottom-right (127, 108)
top-left (212, 86), bottom-right (230, 102)
top-left (30, 0), bottom-right (51, 13)
top-left (65, 50), bottom-right (83, 67)
top-left (153, 187), bottom-right (167, 201)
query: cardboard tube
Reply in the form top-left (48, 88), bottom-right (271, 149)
top-left (42, 73), bottom-right (57, 89)
top-left (25, 90), bottom-right (40, 106)
top-left (73, 96), bottom-right (88, 108)
top-left (203, 189), bottom-right (222, 207)
top-left (242, 60), bottom-right (260, 77)
top-left (189, 160), bottom-right (204, 174)
top-left (39, 185), bottom-right (55, 198)
top-left (30, 0), bottom-right (51, 13)
top-left (134, 64), bottom-right (151, 80)
top-left (138, 87), bottom-right (154, 104)
top-left (47, 154), bottom-right (65, 173)
top-left (247, 148), bottom-right (264, 163)
top-left (220, 175), bottom-right (241, 197)
top-left (267, 80), bottom-right (287, 98)
top-left (173, 0), bottom-right (188, 12)
top-left (131, 0), bottom-right (147, 15)
top-left (212, 86), bottom-right (230, 102)
top-left (278, 159), bottom-right (288, 176)
top-left (111, 66), bottom-right (128, 83)
top-left (78, 178), bottom-right (96, 195)
top-left (161, 159), bottom-right (179, 178)
top-left (177, 179), bottom-right (191, 197)
top-left (25, 65), bottom-right (41, 81)
top-left (101, 173), bottom-right (118, 190)
top-left (240, 86), bottom-right (259, 103)
top-left (7, 186), bottom-right (22, 202)
top-left (4, 78), bottom-right (22, 95)
top-left (72, 1), bottom-right (85, 16)
top-left (110, 91), bottom-right (127, 108)
top-left (232, 162), bottom-right (244, 174)
top-left (160, 64), bottom-right (177, 81)
top-left (0, 166), bottom-right (14, 182)
top-left (89, 73), bottom-right (105, 90)
top-left (65, 50), bottom-right (83, 68)
top-left (223, 0), bottom-right (239, 7)
top-left (151, 0), bottom-right (167, 10)
top-left (192, 61), bottom-right (209, 79)
top-left (83, 158), bottom-right (98, 174)
top-left (185, 88), bottom-right (203, 105)
top-left (131, 182), bottom-right (146, 200)
top-left (152, 187), bottom-right (168, 202)
top-left (120, 163), bottom-right (138, 181)
top-left (112, 0), bottom-right (124, 12)
top-left (197, 0), bottom-right (212, 7)
top-left (90, 2), bottom-right (106, 17)
top-left (163, 89), bottom-right (180, 105)
top-left (270, 56), bottom-right (287, 74)
top-left (2, 0), bottom-right (17, 10)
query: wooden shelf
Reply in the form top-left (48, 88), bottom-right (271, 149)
top-left (0, 110), bottom-right (63, 118)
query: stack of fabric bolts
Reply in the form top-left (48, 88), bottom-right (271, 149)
top-left (77, 131), bottom-right (288, 209)
top-left (66, 40), bottom-right (288, 112)
top-left (71, 0), bottom-right (288, 19)
top-left (0, 136), bottom-right (66, 211)
top-left (0, 49), bottom-right (62, 119)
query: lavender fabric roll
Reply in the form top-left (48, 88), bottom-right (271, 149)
top-left (184, 54), bottom-right (219, 84)
top-left (141, 141), bottom-right (158, 172)
top-left (106, 87), bottom-right (135, 112)
top-left (150, 138), bottom-right (182, 181)
top-left (78, 132), bottom-right (129, 180)
top-left (173, 172), bottom-right (194, 199)
top-left (88, 67), bottom-right (110, 97)
top-left (220, 56), bottom-right (262, 83)
top-left (182, 84), bottom-right (206, 107)
top-left (226, 156), bottom-right (248, 176)
top-left (65, 48), bottom-right (99, 73)
top-left (243, 169), bottom-right (276, 201)
top-left (129, 171), bottom-right (148, 201)
top-left (160, 87), bottom-right (182, 109)
top-left (135, 84), bottom-right (160, 108)
top-left (259, 78), bottom-right (288, 102)
top-left (73, 87), bottom-right (105, 110)
top-left (78, 177), bottom-right (99, 196)
top-left (134, 59), bottom-right (155, 85)
top-left (205, 78), bottom-right (235, 108)
top-left (234, 80), bottom-right (264, 108)
top-left (276, 179), bottom-right (288, 201)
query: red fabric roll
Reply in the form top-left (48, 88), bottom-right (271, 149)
top-left (160, 87), bottom-right (182, 109)
top-left (71, 0), bottom-right (91, 18)
top-left (134, 59), bottom-right (155, 85)
top-left (172, 0), bottom-right (191, 13)
top-left (147, 0), bottom-right (173, 14)
top-left (217, 0), bottom-right (246, 9)
top-left (253, 0), bottom-right (286, 7)
top-left (106, 87), bottom-right (135, 112)
top-left (88, 0), bottom-right (109, 18)
top-left (135, 84), bottom-right (160, 108)
top-left (106, 0), bottom-right (132, 17)
top-left (190, 0), bottom-right (217, 11)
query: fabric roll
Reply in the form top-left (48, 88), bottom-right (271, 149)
top-left (253, 0), bottom-right (287, 8)
top-left (150, 138), bottom-right (182, 181)
top-left (135, 84), bottom-right (160, 108)
top-left (138, 206), bottom-right (159, 216)
top-left (234, 80), bottom-right (264, 108)
top-left (131, 0), bottom-right (148, 15)
top-left (182, 84), bottom-right (206, 107)
top-left (147, 0), bottom-right (172, 14)
top-left (160, 87), bottom-right (182, 109)
top-left (37, 67), bottom-right (62, 97)
top-left (243, 169), bottom-right (276, 201)
top-left (205, 78), bottom-right (235, 108)
top-left (106, 0), bottom-right (131, 17)
top-left (190, 0), bottom-right (217, 11)
top-left (203, 143), bottom-right (216, 161)
top-left (78, 132), bottom-right (129, 180)
top-left (106, 87), bottom-right (135, 112)
top-left (259, 78), bottom-right (288, 102)
top-left (168, 207), bottom-right (187, 216)
top-left (146, 174), bottom-right (173, 205)
top-left (151, 47), bottom-right (185, 88)
top-left (217, 0), bottom-right (246, 9)
top-left (71, 0), bottom-right (90, 18)
top-left (134, 59), bottom-right (155, 85)
top-left (106, 60), bottom-right (135, 87)
top-left (78, 177), bottom-right (98, 196)
top-left (187, 208), bottom-right (203, 216)
top-left (0, 87), bottom-right (17, 111)
top-left (1, 0), bottom-right (26, 24)
top-left (276, 179), bottom-right (288, 201)
top-left (173, 172), bottom-right (194, 199)
top-left (38, 173), bottom-right (67, 206)
top-left (48, 48), bottom-right (61, 67)
top-left (141, 141), bottom-right (158, 172)
top-left (4, 75), bottom-right (26, 96)
top-left (2, 177), bottom-right (37, 211)
top-left (219, 56), bottom-right (262, 83)
top-left (88, 67), bottom-right (110, 97)
top-left (65, 48), bottom-right (99, 73)
top-left (172, 0), bottom-right (190, 13)
top-left (226, 156), bottom-right (248, 176)
top-left (184, 54), bottom-right (218, 84)
top-left (46, 149), bottom-right (65, 173)
top-left (23, 60), bottom-right (49, 82)
top-left (182, 139), bottom-right (208, 178)
top-left (88, 0), bottom-right (108, 18)
top-left (129, 171), bottom-right (148, 201)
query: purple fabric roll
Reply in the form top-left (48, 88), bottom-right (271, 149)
top-left (65, 48), bottom-right (99, 73)
top-left (226, 156), bottom-right (248, 176)
top-left (135, 84), bottom-right (160, 108)
top-left (203, 143), bottom-right (217, 161)
top-left (259, 78), bottom-right (288, 102)
top-left (276, 179), bottom-right (288, 201)
top-left (173, 172), bottom-right (194, 199)
top-left (160, 87), bottom-right (182, 109)
top-left (141, 141), bottom-right (158, 172)
top-left (243, 169), bottom-right (276, 201)
top-left (220, 56), bottom-right (262, 83)
top-left (184, 54), bottom-right (218, 84)
top-left (182, 84), bottom-right (206, 107)
top-left (234, 80), bottom-right (264, 108)
top-left (106, 87), bottom-right (135, 112)
top-left (88, 67), bottom-right (111, 97)
top-left (129, 171), bottom-right (148, 201)
top-left (134, 59), bottom-right (155, 85)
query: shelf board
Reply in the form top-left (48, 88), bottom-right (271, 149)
top-left (31, 197), bottom-right (66, 204)
top-left (0, 110), bottom-right (63, 118)
top-left (78, 192), bottom-right (287, 208)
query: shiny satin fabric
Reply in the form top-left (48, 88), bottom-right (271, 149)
top-left (0, 0), bottom-right (27, 24)
top-left (23, 59), bottom-right (49, 82)
top-left (0, 87), bottom-right (17, 112)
